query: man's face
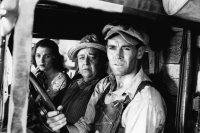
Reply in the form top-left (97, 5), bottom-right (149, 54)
top-left (77, 48), bottom-right (100, 82)
top-left (107, 35), bottom-right (142, 76)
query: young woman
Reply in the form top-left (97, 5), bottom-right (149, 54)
top-left (28, 39), bottom-right (70, 133)
top-left (32, 39), bottom-right (70, 100)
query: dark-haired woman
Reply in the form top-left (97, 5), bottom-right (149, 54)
top-left (28, 39), bottom-right (70, 133)
top-left (31, 39), bottom-right (70, 100)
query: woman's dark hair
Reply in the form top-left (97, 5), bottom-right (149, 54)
top-left (32, 39), bottom-right (66, 71)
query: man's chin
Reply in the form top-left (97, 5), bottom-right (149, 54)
top-left (112, 71), bottom-right (126, 77)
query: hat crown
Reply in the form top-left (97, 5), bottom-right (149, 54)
top-left (68, 33), bottom-right (106, 61)
top-left (102, 23), bottom-right (149, 45)
top-left (80, 33), bottom-right (99, 44)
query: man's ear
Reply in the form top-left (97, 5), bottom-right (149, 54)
top-left (137, 46), bottom-right (145, 59)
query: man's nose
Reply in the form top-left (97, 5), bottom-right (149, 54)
top-left (115, 49), bottom-right (123, 59)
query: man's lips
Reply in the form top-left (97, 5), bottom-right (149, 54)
top-left (113, 62), bottom-right (124, 66)
top-left (112, 60), bottom-right (124, 65)
top-left (115, 63), bottom-right (123, 66)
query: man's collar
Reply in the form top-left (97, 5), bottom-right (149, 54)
top-left (108, 66), bottom-right (142, 86)
top-left (108, 67), bottom-right (150, 99)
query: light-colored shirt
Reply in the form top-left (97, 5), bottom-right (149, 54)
top-left (74, 68), bottom-right (166, 133)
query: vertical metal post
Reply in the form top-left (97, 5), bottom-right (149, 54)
top-left (0, 36), bottom-right (6, 131)
top-left (176, 29), bottom-right (194, 133)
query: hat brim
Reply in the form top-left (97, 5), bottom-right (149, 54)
top-left (68, 42), bottom-right (106, 61)
top-left (105, 30), bottom-right (144, 46)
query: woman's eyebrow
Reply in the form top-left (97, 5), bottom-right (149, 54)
top-left (88, 52), bottom-right (97, 55)
top-left (107, 44), bottom-right (116, 48)
top-left (78, 54), bottom-right (84, 57)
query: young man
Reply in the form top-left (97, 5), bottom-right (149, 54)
top-left (46, 22), bottom-right (166, 133)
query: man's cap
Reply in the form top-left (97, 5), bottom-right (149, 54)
top-left (68, 33), bottom-right (106, 61)
top-left (102, 23), bottom-right (149, 46)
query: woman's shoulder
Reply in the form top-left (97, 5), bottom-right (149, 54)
top-left (51, 72), bottom-right (70, 89)
top-left (55, 71), bottom-right (71, 81)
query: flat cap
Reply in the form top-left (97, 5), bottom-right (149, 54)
top-left (102, 23), bottom-right (149, 46)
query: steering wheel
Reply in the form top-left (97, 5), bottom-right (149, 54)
top-left (29, 72), bottom-right (56, 132)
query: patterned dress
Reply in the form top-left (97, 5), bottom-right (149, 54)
top-left (46, 72), bottom-right (68, 100)
top-left (27, 71), bottom-right (70, 133)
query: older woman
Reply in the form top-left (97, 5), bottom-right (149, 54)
top-left (46, 33), bottom-right (108, 132)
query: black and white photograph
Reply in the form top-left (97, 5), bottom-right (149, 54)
top-left (0, 0), bottom-right (200, 133)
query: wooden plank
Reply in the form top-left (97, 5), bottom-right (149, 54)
top-left (6, 0), bottom-right (38, 133)
top-left (0, 0), bottom-right (19, 131)
top-left (49, 0), bottom-right (123, 13)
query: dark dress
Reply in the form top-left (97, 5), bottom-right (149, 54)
top-left (60, 73), bottom-right (107, 124)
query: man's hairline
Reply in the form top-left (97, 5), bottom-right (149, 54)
top-left (106, 38), bottom-right (139, 50)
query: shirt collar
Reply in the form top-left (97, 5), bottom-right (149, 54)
top-left (109, 67), bottom-right (151, 100)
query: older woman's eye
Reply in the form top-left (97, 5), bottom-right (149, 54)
top-left (90, 55), bottom-right (97, 60)
top-left (107, 45), bottom-right (115, 50)
top-left (78, 56), bottom-right (85, 60)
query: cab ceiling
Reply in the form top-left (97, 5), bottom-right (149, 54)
top-left (33, 1), bottom-right (200, 40)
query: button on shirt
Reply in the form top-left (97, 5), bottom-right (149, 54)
top-left (74, 68), bottom-right (166, 133)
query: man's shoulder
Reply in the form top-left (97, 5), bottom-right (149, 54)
top-left (94, 75), bottom-right (112, 94)
top-left (139, 84), bottom-right (166, 109)
top-left (96, 75), bottom-right (112, 85)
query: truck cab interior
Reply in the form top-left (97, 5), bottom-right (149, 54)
top-left (1, 0), bottom-right (200, 133)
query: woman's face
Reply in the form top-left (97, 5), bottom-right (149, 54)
top-left (77, 48), bottom-right (100, 82)
top-left (35, 46), bottom-right (54, 72)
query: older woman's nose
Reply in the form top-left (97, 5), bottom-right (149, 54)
top-left (83, 56), bottom-right (90, 65)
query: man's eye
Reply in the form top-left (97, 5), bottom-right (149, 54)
top-left (107, 45), bottom-right (115, 50)
top-left (123, 47), bottom-right (131, 51)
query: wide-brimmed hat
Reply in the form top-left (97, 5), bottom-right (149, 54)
top-left (102, 23), bottom-right (149, 46)
top-left (68, 33), bottom-right (106, 61)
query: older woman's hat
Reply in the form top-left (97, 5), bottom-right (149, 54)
top-left (68, 33), bottom-right (106, 61)
top-left (102, 22), bottom-right (149, 46)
